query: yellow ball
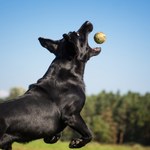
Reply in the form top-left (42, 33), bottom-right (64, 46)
top-left (94, 32), bottom-right (106, 44)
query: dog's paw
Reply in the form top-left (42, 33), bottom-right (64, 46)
top-left (69, 138), bottom-right (85, 148)
top-left (44, 134), bottom-right (61, 144)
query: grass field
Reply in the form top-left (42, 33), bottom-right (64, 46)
top-left (13, 140), bottom-right (150, 150)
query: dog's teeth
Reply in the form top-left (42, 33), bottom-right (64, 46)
top-left (93, 47), bottom-right (100, 51)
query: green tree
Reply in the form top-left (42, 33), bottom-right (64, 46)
top-left (91, 115), bottom-right (110, 143)
top-left (101, 107), bottom-right (117, 143)
top-left (124, 92), bottom-right (150, 145)
top-left (7, 87), bottom-right (26, 99)
top-left (141, 93), bottom-right (150, 145)
top-left (113, 97), bottom-right (128, 144)
top-left (0, 98), bottom-right (3, 102)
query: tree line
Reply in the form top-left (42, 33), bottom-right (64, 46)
top-left (0, 88), bottom-right (150, 145)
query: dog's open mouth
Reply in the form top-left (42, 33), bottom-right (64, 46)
top-left (86, 22), bottom-right (101, 55)
top-left (78, 21), bottom-right (101, 56)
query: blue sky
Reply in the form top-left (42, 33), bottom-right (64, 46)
top-left (0, 0), bottom-right (150, 97)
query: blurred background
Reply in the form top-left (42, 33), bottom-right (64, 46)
top-left (0, 0), bottom-right (150, 148)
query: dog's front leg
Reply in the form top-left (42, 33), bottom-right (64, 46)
top-left (65, 114), bottom-right (92, 148)
top-left (43, 133), bottom-right (61, 144)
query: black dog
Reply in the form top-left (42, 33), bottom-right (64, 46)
top-left (0, 21), bottom-right (101, 150)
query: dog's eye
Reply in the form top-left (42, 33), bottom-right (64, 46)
top-left (77, 33), bottom-right (80, 37)
top-left (73, 32), bottom-right (80, 37)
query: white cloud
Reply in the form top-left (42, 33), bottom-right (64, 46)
top-left (0, 90), bottom-right (9, 98)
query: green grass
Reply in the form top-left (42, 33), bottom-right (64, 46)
top-left (13, 140), bottom-right (150, 150)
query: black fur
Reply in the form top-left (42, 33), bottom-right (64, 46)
top-left (0, 21), bottom-right (101, 150)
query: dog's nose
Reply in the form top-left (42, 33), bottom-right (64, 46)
top-left (78, 21), bottom-right (93, 33)
top-left (85, 21), bottom-right (92, 25)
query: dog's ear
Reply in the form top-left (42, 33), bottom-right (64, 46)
top-left (38, 37), bottom-right (59, 55)
top-left (63, 34), bottom-right (71, 41)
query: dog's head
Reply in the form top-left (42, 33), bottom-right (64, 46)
top-left (39, 21), bottom-right (101, 62)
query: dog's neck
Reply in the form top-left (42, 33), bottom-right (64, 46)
top-left (43, 58), bottom-right (86, 81)
top-left (54, 58), bottom-right (85, 79)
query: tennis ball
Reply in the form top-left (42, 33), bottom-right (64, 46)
top-left (94, 32), bottom-right (106, 44)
